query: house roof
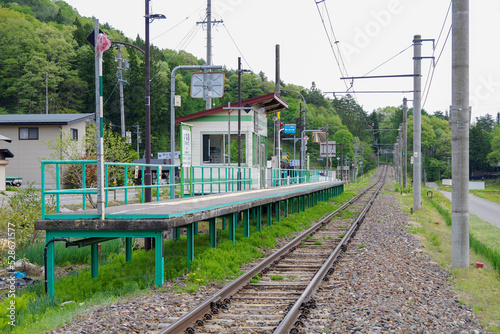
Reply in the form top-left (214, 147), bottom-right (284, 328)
top-left (0, 113), bottom-right (95, 126)
top-left (0, 149), bottom-right (14, 158)
top-left (175, 93), bottom-right (289, 124)
top-left (0, 135), bottom-right (12, 143)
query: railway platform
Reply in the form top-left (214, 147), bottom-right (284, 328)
top-left (36, 181), bottom-right (344, 297)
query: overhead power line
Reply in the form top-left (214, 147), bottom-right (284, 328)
top-left (313, 0), bottom-right (355, 97)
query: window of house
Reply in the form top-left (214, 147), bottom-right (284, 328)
top-left (202, 134), bottom-right (246, 164)
top-left (71, 128), bottom-right (78, 141)
top-left (19, 127), bottom-right (39, 140)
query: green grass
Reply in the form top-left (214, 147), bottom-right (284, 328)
top-left (397, 186), bottom-right (500, 333)
top-left (313, 241), bottom-right (323, 245)
top-left (18, 239), bottom-right (124, 266)
top-left (1, 189), bottom-right (358, 333)
top-left (270, 275), bottom-right (284, 281)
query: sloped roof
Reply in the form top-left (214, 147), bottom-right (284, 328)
top-left (0, 149), bottom-right (14, 158)
top-left (0, 113), bottom-right (95, 125)
top-left (0, 135), bottom-right (12, 143)
top-left (175, 93), bottom-right (288, 123)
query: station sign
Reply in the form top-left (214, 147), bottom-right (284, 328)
top-left (284, 124), bottom-right (296, 134)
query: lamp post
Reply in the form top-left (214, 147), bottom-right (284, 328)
top-left (144, 1), bottom-right (166, 204)
top-left (144, 0), bottom-right (165, 250)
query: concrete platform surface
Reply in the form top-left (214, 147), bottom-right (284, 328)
top-left (36, 181), bottom-right (344, 231)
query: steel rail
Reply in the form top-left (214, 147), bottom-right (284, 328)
top-left (274, 167), bottom-right (386, 333)
top-left (161, 166), bottom-right (387, 334)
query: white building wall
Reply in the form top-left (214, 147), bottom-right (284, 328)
top-left (185, 109), bottom-right (268, 192)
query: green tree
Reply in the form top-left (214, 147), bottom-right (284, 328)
top-left (45, 124), bottom-right (138, 207)
top-left (469, 124), bottom-right (492, 176)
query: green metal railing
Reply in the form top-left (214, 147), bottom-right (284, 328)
top-left (270, 168), bottom-right (336, 187)
top-left (41, 160), bottom-right (252, 219)
top-left (190, 165), bottom-right (252, 196)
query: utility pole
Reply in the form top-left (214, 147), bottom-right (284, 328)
top-left (116, 45), bottom-right (127, 137)
top-left (353, 139), bottom-right (359, 183)
top-left (403, 98), bottom-right (408, 189)
top-left (237, 57), bottom-right (242, 190)
top-left (206, 0), bottom-right (212, 110)
top-left (413, 35), bottom-right (422, 211)
top-left (195, 0), bottom-right (222, 110)
top-left (451, 0), bottom-right (469, 268)
top-left (135, 124), bottom-right (141, 156)
top-left (46, 71), bottom-right (49, 114)
top-left (274, 45), bottom-right (281, 165)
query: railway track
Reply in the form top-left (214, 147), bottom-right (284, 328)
top-left (160, 165), bottom-right (388, 334)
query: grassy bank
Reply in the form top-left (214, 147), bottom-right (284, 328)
top-left (1, 188), bottom-right (357, 333)
top-left (396, 187), bottom-right (500, 333)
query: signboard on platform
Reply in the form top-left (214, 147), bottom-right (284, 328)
top-left (180, 124), bottom-right (192, 167)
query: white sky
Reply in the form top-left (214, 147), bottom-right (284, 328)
top-left (64, 0), bottom-right (500, 121)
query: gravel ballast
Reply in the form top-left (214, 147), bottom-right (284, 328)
top-left (49, 181), bottom-right (492, 334)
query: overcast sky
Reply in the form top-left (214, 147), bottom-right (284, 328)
top-left (64, 0), bottom-right (500, 121)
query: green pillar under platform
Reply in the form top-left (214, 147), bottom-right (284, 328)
top-left (209, 218), bottom-right (217, 248)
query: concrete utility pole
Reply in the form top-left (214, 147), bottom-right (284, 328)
top-left (206, 0), bottom-right (213, 110)
top-left (46, 71), bottom-right (49, 114)
top-left (274, 45), bottom-right (281, 161)
top-left (413, 35), bottom-right (422, 211)
top-left (117, 45), bottom-right (127, 137)
top-left (451, 0), bottom-right (470, 268)
top-left (135, 124), bottom-right (141, 156)
top-left (353, 139), bottom-right (359, 183)
top-left (403, 98), bottom-right (408, 189)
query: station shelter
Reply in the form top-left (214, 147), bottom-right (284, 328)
top-left (175, 93), bottom-right (288, 190)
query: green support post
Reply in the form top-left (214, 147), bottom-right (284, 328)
top-left (229, 212), bottom-right (237, 244)
top-left (175, 227), bottom-right (181, 240)
top-left (243, 210), bottom-right (250, 238)
top-left (291, 198), bottom-right (295, 215)
top-left (45, 233), bottom-right (55, 298)
top-left (154, 231), bottom-right (164, 287)
top-left (194, 221), bottom-right (199, 236)
top-left (284, 199), bottom-right (289, 218)
top-left (186, 224), bottom-right (194, 269)
top-left (301, 195), bottom-right (305, 212)
top-left (276, 201), bottom-right (281, 223)
top-left (91, 244), bottom-right (98, 278)
top-left (125, 237), bottom-right (132, 262)
top-left (267, 203), bottom-right (272, 227)
top-left (256, 206), bottom-right (262, 232)
top-left (209, 218), bottom-right (217, 248)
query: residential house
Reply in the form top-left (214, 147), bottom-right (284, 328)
top-left (0, 113), bottom-right (95, 188)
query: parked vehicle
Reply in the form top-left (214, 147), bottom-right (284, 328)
top-left (6, 176), bottom-right (22, 187)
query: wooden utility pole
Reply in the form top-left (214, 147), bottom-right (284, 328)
top-left (451, 0), bottom-right (470, 268)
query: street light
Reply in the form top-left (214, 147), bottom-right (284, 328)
top-left (144, 1), bottom-right (166, 204)
top-left (144, 0), bottom-right (165, 251)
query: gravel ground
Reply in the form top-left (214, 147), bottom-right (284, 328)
top-left (48, 179), bottom-right (492, 334)
top-left (308, 188), bottom-right (490, 333)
